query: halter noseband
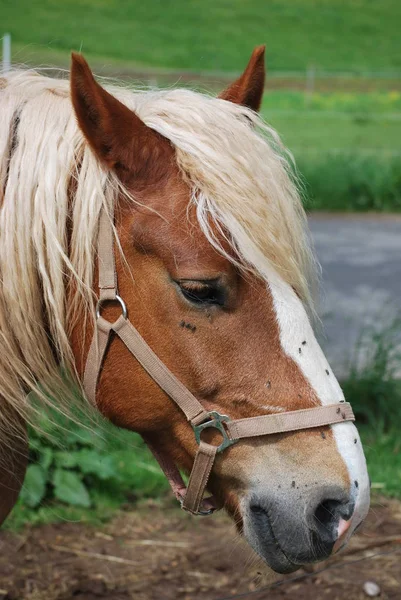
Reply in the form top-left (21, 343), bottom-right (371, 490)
top-left (83, 206), bottom-right (355, 516)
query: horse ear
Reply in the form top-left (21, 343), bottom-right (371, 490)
top-left (219, 45), bottom-right (266, 112)
top-left (70, 53), bottom-right (171, 183)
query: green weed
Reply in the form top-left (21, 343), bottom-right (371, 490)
top-left (359, 426), bottom-right (401, 497)
top-left (340, 318), bottom-right (401, 497)
top-left (343, 319), bottom-right (401, 430)
top-left (6, 410), bottom-right (168, 529)
top-left (297, 152), bottom-right (401, 211)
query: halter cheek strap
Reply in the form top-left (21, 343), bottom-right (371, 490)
top-left (83, 207), bottom-right (355, 516)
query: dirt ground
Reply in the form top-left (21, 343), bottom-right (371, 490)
top-left (0, 498), bottom-right (400, 600)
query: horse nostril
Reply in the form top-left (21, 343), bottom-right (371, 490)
top-left (249, 503), bottom-right (272, 531)
top-left (313, 499), bottom-right (354, 544)
top-left (250, 503), bottom-right (268, 517)
top-left (313, 498), bottom-right (354, 544)
top-left (314, 499), bottom-right (341, 528)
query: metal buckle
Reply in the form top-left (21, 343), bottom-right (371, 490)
top-left (96, 295), bottom-right (128, 321)
top-left (192, 411), bottom-right (237, 454)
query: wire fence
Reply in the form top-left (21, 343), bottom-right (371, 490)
top-left (1, 33), bottom-right (11, 72)
top-left (3, 33), bottom-right (401, 91)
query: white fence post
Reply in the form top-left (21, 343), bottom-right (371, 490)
top-left (2, 33), bottom-right (11, 73)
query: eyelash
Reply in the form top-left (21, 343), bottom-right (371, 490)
top-left (177, 281), bottom-right (226, 307)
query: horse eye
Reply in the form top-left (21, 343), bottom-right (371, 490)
top-left (177, 280), bottom-right (225, 306)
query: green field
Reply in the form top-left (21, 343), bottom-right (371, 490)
top-left (2, 0), bottom-right (401, 73)
top-left (260, 92), bottom-right (401, 211)
top-left (3, 0), bottom-right (401, 211)
top-left (263, 92), bottom-right (401, 151)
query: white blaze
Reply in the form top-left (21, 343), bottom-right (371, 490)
top-left (265, 266), bottom-right (370, 527)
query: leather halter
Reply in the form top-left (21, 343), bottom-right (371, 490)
top-left (84, 206), bottom-right (355, 516)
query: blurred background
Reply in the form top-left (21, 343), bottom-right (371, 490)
top-left (1, 2), bottom-right (401, 599)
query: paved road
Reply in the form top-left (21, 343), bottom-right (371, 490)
top-left (309, 214), bottom-right (401, 377)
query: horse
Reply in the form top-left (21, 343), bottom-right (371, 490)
top-left (0, 46), bottom-right (369, 574)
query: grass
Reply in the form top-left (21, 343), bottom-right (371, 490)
top-left (343, 319), bottom-right (401, 431)
top-left (3, 0), bottom-right (401, 74)
top-left (260, 92), bottom-right (401, 211)
top-left (262, 91), bottom-right (401, 113)
top-left (343, 318), bottom-right (401, 497)
top-left (267, 111), bottom-right (401, 153)
top-left (297, 153), bottom-right (401, 211)
top-left (359, 426), bottom-right (401, 497)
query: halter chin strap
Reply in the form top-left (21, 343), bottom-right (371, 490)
top-left (83, 207), bottom-right (355, 516)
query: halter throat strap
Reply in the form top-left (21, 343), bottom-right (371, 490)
top-left (83, 206), bottom-right (355, 516)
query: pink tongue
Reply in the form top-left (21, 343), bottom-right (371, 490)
top-left (337, 517), bottom-right (352, 538)
top-left (333, 518), bottom-right (352, 553)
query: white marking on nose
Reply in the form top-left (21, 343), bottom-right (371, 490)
top-left (262, 265), bottom-right (370, 526)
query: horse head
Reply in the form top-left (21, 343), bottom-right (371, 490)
top-left (0, 48), bottom-right (370, 573)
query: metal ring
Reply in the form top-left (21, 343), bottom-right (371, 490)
top-left (192, 411), bottom-right (237, 454)
top-left (96, 295), bottom-right (128, 321)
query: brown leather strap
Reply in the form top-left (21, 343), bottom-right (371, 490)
top-left (98, 208), bottom-right (117, 298)
top-left (115, 318), bottom-right (210, 425)
top-left (142, 434), bottom-right (217, 514)
top-left (83, 317), bottom-right (112, 406)
top-left (226, 403), bottom-right (354, 439)
top-left (89, 209), bottom-right (209, 425)
top-left (180, 403), bottom-right (354, 514)
top-left (83, 206), bottom-right (357, 516)
top-left (181, 441), bottom-right (218, 515)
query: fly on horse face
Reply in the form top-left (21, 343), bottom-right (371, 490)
top-left (0, 46), bottom-right (369, 574)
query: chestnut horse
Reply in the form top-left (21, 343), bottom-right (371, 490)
top-left (0, 47), bottom-right (369, 573)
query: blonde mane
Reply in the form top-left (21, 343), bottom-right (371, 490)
top-left (0, 68), bottom-right (316, 433)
